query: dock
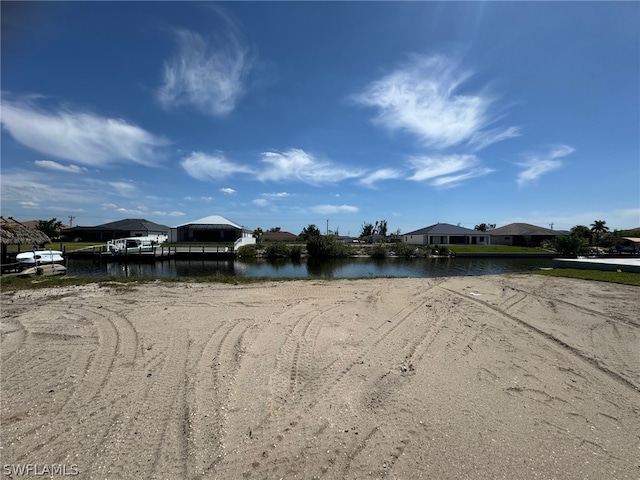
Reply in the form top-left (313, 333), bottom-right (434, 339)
top-left (66, 245), bottom-right (235, 261)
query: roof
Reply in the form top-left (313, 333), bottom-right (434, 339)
top-left (405, 223), bottom-right (485, 236)
top-left (622, 237), bottom-right (640, 243)
top-left (175, 215), bottom-right (244, 230)
top-left (490, 223), bottom-right (558, 236)
top-left (81, 218), bottom-right (171, 232)
top-left (262, 231), bottom-right (298, 240)
top-left (0, 217), bottom-right (51, 245)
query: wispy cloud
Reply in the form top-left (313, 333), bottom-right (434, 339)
top-left (359, 168), bottom-right (403, 187)
top-left (34, 160), bottom-right (87, 174)
top-left (408, 154), bottom-right (492, 187)
top-left (311, 204), bottom-right (359, 214)
top-left (262, 192), bottom-right (291, 198)
top-left (157, 24), bottom-right (252, 117)
top-left (516, 145), bottom-right (574, 186)
top-left (352, 54), bottom-right (518, 151)
top-left (108, 181), bottom-right (139, 197)
top-left (1, 95), bottom-right (169, 167)
top-left (258, 149), bottom-right (365, 184)
top-left (220, 187), bottom-right (236, 195)
top-left (181, 151), bottom-right (253, 181)
top-left (1, 171), bottom-right (94, 207)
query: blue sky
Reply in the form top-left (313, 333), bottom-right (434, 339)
top-left (2, 1), bottom-right (638, 236)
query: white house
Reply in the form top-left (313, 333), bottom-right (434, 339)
top-left (170, 215), bottom-right (255, 249)
top-left (403, 223), bottom-right (490, 246)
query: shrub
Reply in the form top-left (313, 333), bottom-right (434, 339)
top-left (265, 242), bottom-right (291, 259)
top-left (237, 244), bottom-right (257, 257)
top-left (289, 245), bottom-right (302, 260)
top-left (306, 235), bottom-right (351, 258)
top-left (392, 243), bottom-right (416, 257)
top-left (553, 236), bottom-right (589, 257)
top-left (370, 243), bottom-right (387, 259)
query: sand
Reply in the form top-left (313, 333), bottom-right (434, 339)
top-left (1, 274), bottom-right (639, 479)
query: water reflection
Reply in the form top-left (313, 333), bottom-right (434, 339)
top-left (68, 256), bottom-right (553, 279)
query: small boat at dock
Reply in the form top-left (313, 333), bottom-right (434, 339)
top-left (16, 250), bottom-right (65, 265)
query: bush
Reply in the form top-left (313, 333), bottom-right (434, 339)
top-left (553, 236), bottom-right (589, 257)
top-left (237, 244), bottom-right (257, 257)
top-left (370, 243), bottom-right (387, 259)
top-left (392, 243), bottom-right (416, 257)
top-left (265, 242), bottom-right (291, 259)
top-left (306, 235), bottom-right (351, 258)
top-left (289, 245), bottom-right (302, 261)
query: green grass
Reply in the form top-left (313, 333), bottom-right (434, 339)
top-left (447, 245), bottom-right (550, 254)
top-left (5, 242), bottom-right (102, 253)
top-left (527, 268), bottom-right (640, 286)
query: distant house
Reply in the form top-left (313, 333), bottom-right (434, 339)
top-left (170, 215), bottom-right (253, 244)
top-left (403, 223), bottom-right (490, 246)
top-left (71, 218), bottom-right (170, 243)
top-left (262, 231), bottom-right (298, 242)
top-left (490, 223), bottom-right (560, 247)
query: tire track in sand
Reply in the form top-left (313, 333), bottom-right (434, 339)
top-left (438, 285), bottom-right (640, 394)
top-left (5, 303), bottom-right (139, 465)
top-left (193, 320), bottom-right (253, 478)
top-left (212, 281), bottom-right (442, 479)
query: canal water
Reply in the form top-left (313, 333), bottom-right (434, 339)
top-left (66, 256), bottom-right (553, 279)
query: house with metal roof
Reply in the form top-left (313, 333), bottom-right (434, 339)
top-left (490, 223), bottom-right (560, 247)
top-left (170, 215), bottom-right (254, 246)
top-left (403, 223), bottom-right (490, 246)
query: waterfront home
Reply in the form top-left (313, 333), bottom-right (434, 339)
top-left (403, 223), bottom-right (490, 246)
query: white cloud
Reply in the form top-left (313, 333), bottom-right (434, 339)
top-left (1, 171), bottom-right (93, 206)
top-left (516, 145), bottom-right (574, 186)
top-left (108, 181), bottom-right (138, 197)
top-left (220, 187), bottom-right (236, 195)
top-left (157, 26), bottom-right (252, 117)
top-left (181, 151), bottom-right (253, 181)
top-left (352, 54), bottom-right (518, 150)
top-left (311, 204), bottom-right (359, 214)
top-left (261, 192), bottom-right (291, 198)
top-left (34, 160), bottom-right (87, 173)
top-left (258, 149), bottom-right (364, 184)
top-left (1, 96), bottom-right (169, 167)
top-left (359, 168), bottom-right (403, 187)
top-left (407, 154), bottom-right (491, 187)
top-left (253, 198), bottom-right (268, 207)
top-left (429, 167), bottom-right (493, 188)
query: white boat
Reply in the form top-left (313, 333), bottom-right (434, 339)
top-left (18, 264), bottom-right (67, 277)
top-left (16, 250), bottom-right (65, 265)
top-left (108, 237), bottom-right (156, 255)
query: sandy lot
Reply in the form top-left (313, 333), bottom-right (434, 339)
top-left (1, 275), bottom-right (639, 479)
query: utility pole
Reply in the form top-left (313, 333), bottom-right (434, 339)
top-left (326, 219), bottom-right (329, 235)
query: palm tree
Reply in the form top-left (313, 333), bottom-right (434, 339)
top-left (590, 220), bottom-right (609, 246)
top-left (253, 228), bottom-right (263, 242)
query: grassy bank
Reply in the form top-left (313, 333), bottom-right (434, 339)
top-left (528, 268), bottom-right (640, 286)
top-left (2, 268), bottom-right (638, 292)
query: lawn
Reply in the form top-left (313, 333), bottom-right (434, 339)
top-left (447, 245), bottom-right (551, 254)
top-left (528, 268), bottom-right (640, 286)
